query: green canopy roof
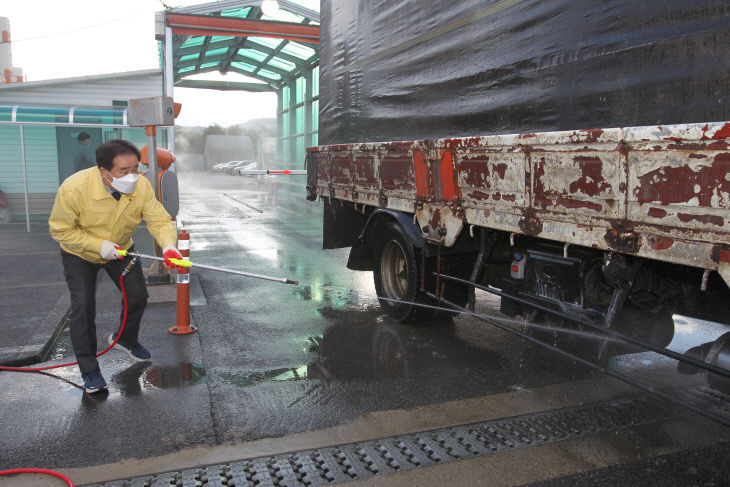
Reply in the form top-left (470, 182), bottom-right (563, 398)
top-left (166, 0), bottom-right (319, 91)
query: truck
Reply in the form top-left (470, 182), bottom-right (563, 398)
top-left (307, 1), bottom-right (730, 362)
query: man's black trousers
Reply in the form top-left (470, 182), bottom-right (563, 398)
top-left (61, 248), bottom-right (148, 374)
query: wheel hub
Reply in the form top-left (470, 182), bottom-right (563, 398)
top-left (381, 241), bottom-right (408, 299)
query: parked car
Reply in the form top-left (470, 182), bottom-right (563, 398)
top-left (212, 160), bottom-right (242, 172)
top-left (211, 161), bottom-right (228, 171)
top-left (224, 160), bottom-right (257, 175)
top-left (233, 161), bottom-right (259, 175)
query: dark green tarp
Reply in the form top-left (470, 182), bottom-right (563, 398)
top-left (319, 0), bottom-right (730, 144)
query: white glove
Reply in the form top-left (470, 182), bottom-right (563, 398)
top-left (100, 240), bottom-right (122, 260)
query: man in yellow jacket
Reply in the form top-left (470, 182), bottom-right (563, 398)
top-left (49, 139), bottom-right (183, 393)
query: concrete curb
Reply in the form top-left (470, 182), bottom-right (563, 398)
top-left (0, 290), bottom-right (70, 367)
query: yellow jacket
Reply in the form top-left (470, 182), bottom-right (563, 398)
top-left (49, 167), bottom-right (177, 263)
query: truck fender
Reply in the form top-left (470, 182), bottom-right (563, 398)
top-left (346, 209), bottom-right (422, 271)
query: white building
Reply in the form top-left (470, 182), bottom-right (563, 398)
top-left (0, 70), bottom-right (165, 224)
top-left (0, 69), bottom-right (161, 107)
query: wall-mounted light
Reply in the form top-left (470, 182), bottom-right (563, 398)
top-left (261, 0), bottom-right (280, 16)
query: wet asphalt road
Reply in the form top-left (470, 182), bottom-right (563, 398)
top-left (2, 171), bottom-right (730, 482)
top-left (174, 173), bottom-right (602, 444)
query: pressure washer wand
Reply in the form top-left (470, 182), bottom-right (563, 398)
top-left (118, 250), bottom-right (299, 285)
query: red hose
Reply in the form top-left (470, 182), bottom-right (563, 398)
top-left (0, 468), bottom-right (74, 486)
top-left (0, 273), bottom-right (129, 373)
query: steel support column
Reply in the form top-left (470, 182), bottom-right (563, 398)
top-left (276, 86), bottom-right (284, 167)
top-left (19, 125), bottom-right (30, 232)
top-left (164, 25), bottom-right (175, 154)
top-left (288, 80), bottom-right (297, 165)
top-left (304, 67), bottom-right (313, 167)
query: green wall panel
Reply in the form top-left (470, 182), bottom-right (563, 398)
top-left (0, 125), bottom-right (23, 193)
top-left (23, 126), bottom-right (61, 192)
top-left (0, 125), bottom-right (59, 193)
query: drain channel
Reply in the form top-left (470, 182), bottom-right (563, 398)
top-left (85, 390), bottom-right (704, 487)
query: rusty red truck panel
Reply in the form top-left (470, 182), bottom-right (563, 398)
top-left (309, 122), bottom-right (730, 287)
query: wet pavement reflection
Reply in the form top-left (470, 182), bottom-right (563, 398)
top-left (109, 361), bottom-right (207, 396)
top-left (199, 297), bottom-right (603, 443)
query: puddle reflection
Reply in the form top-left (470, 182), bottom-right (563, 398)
top-left (144, 362), bottom-right (207, 390)
top-left (110, 361), bottom-right (206, 396)
top-left (219, 306), bottom-right (592, 391)
top-left (213, 306), bottom-right (607, 429)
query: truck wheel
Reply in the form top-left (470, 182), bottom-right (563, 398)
top-left (373, 223), bottom-right (421, 322)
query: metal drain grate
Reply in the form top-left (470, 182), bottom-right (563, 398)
top-left (86, 392), bottom-right (690, 487)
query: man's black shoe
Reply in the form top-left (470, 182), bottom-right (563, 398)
top-left (108, 333), bottom-right (151, 361)
top-left (81, 368), bottom-right (108, 393)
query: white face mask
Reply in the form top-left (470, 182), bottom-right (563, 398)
top-left (110, 173), bottom-right (139, 194)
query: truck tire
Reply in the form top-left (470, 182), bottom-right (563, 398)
top-left (431, 254), bottom-right (471, 315)
top-left (373, 223), bottom-right (422, 322)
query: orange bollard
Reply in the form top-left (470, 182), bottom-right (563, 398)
top-left (169, 229), bottom-right (198, 335)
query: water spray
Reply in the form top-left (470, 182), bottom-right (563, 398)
top-left (238, 169), bottom-right (306, 175)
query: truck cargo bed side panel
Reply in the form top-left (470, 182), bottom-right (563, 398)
top-left (310, 122), bottom-right (730, 273)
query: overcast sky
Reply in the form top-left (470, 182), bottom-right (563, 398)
top-left (2, 0), bottom-right (318, 127)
